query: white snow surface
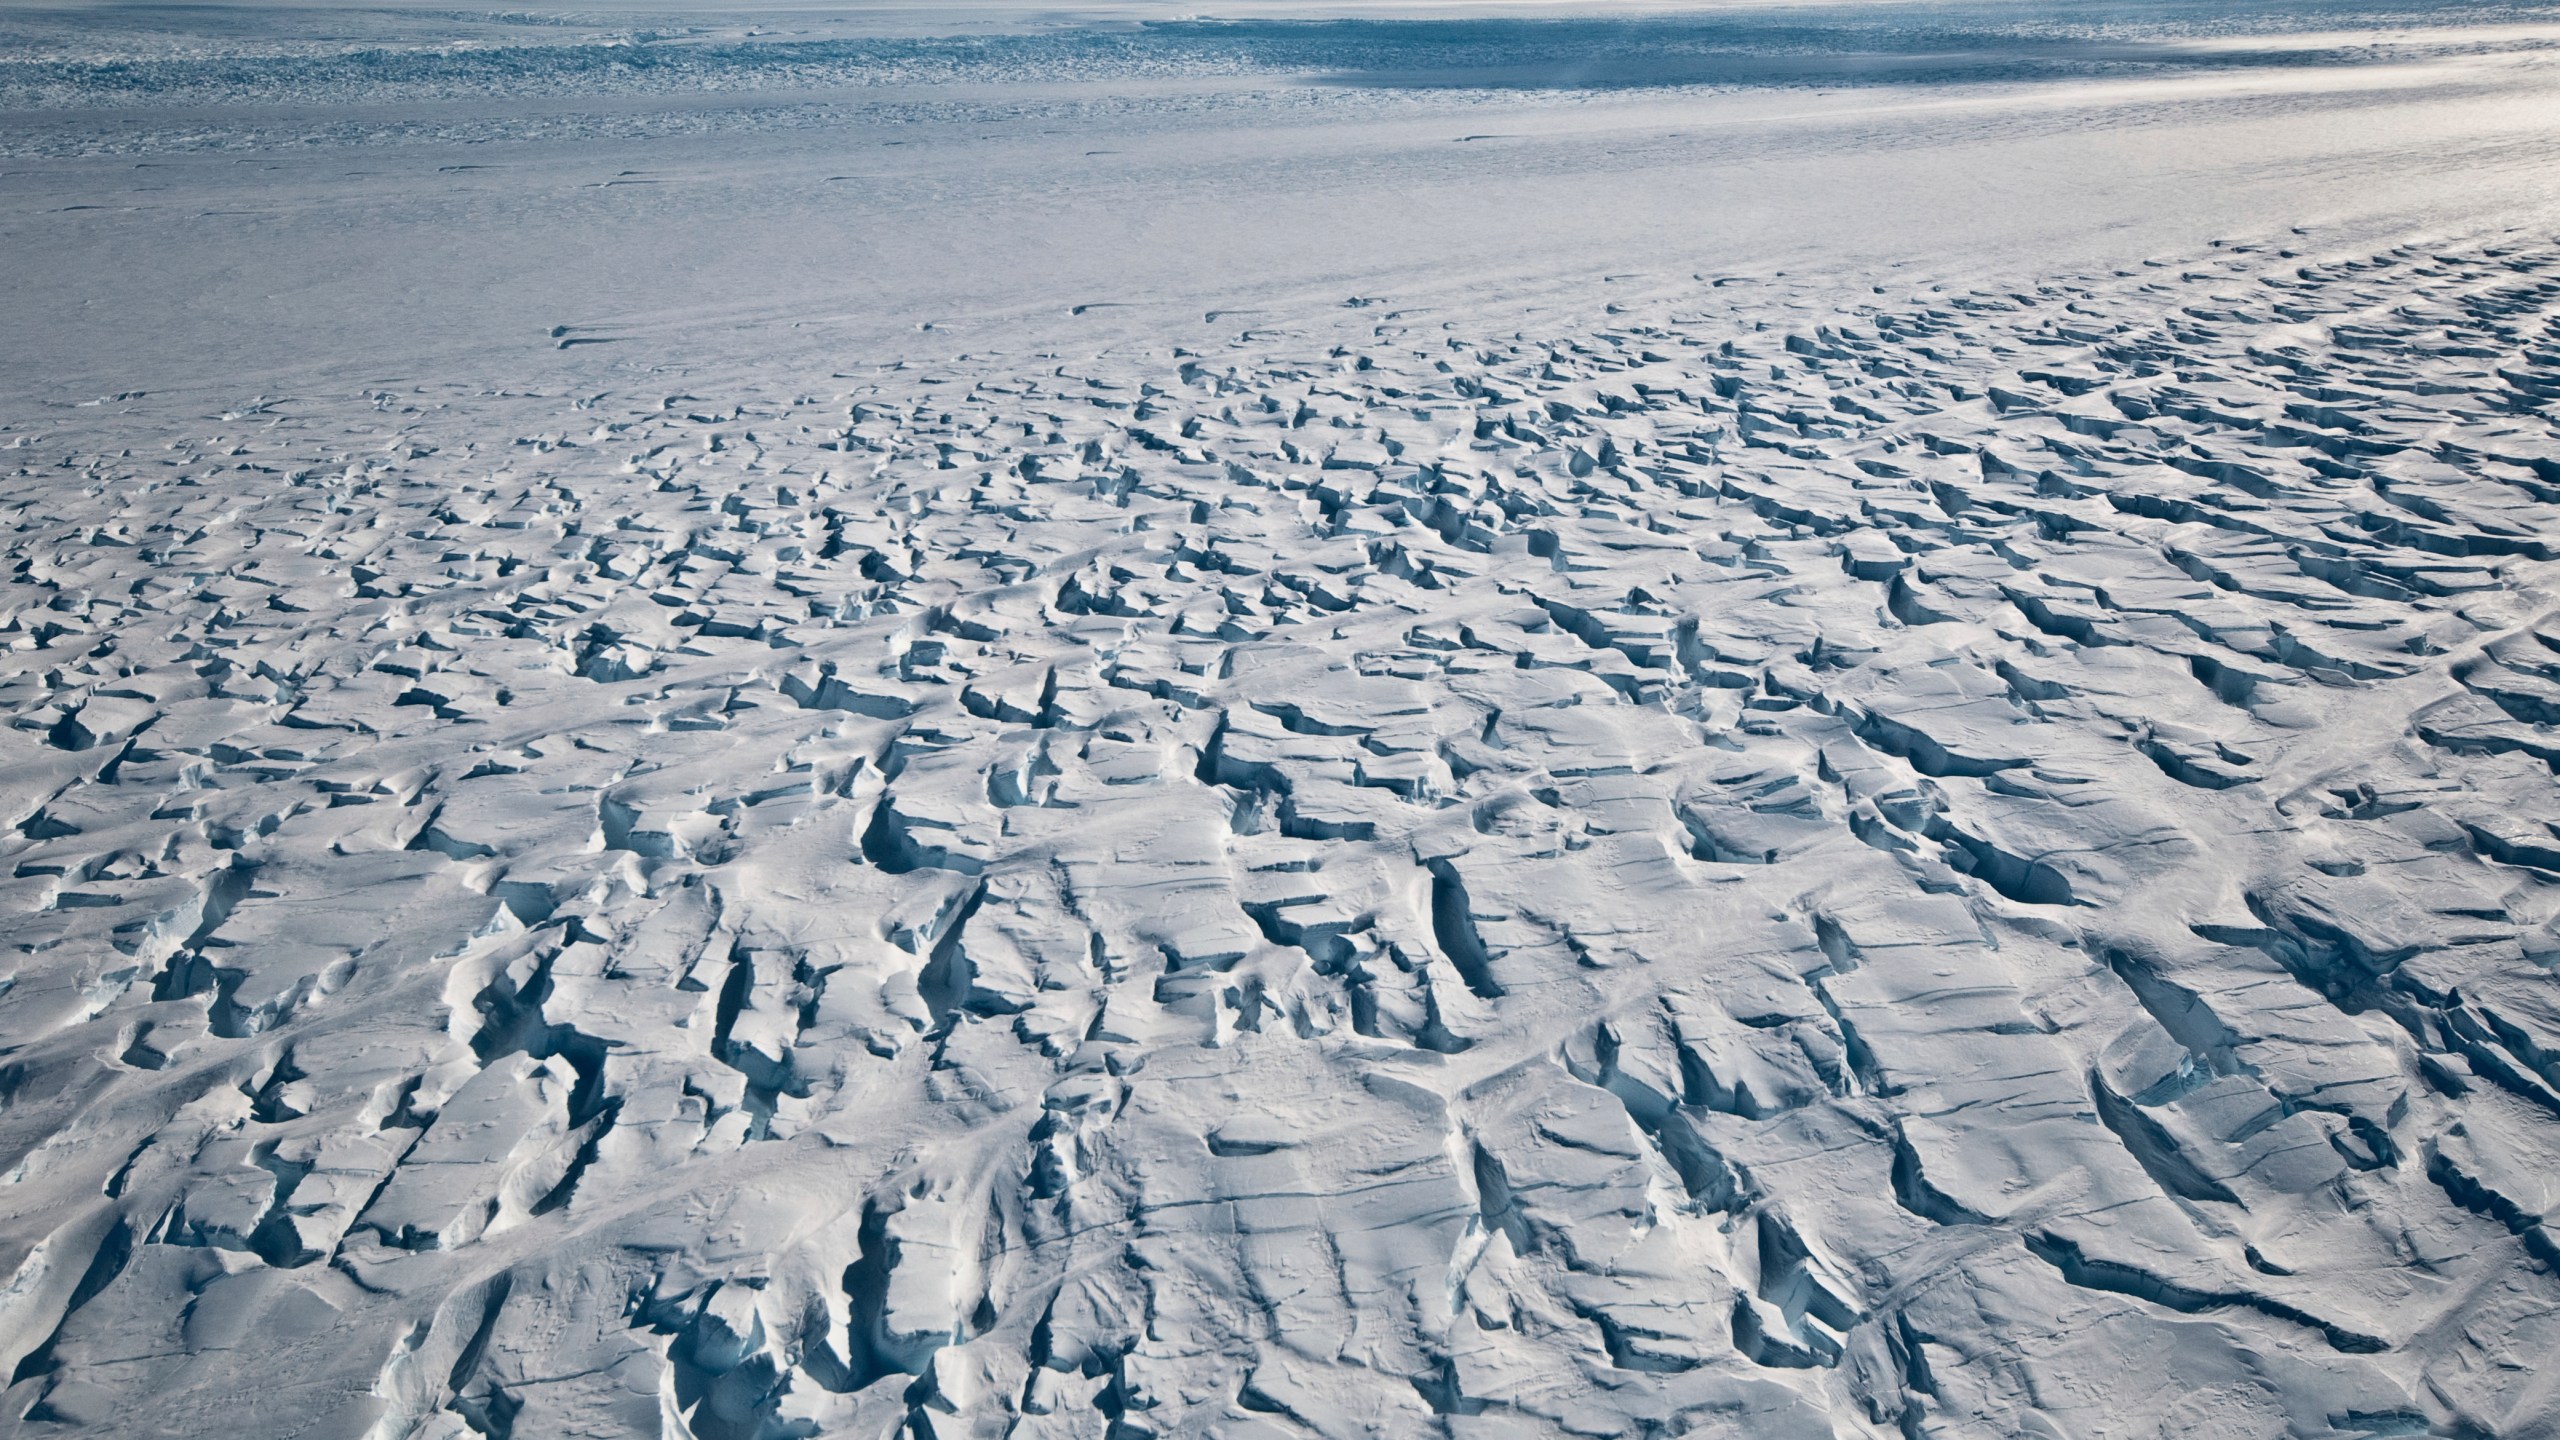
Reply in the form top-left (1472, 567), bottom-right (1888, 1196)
top-left (7, 2), bottom-right (2560, 1437)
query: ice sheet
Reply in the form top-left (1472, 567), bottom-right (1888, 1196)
top-left (5, 4), bottom-right (2560, 1436)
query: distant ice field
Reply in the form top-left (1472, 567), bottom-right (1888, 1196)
top-left (1, 3), bottom-right (2552, 105)
top-left (7, 0), bottom-right (2560, 393)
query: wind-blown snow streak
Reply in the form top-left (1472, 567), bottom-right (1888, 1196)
top-left (1, 232), bottom-right (2558, 1436)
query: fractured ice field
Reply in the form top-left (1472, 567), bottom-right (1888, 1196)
top-left (9, 1), bottom-right (2560, 1437)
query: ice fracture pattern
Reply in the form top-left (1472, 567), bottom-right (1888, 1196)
top-left (4, 236), bottom-right (2560, 1438)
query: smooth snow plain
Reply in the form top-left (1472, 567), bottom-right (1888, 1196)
top-left (7, 2), bottom-right (2560, 1437)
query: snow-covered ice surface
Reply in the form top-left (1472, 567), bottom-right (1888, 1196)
top-left (10, 3), bottom-right (2560, 1437)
